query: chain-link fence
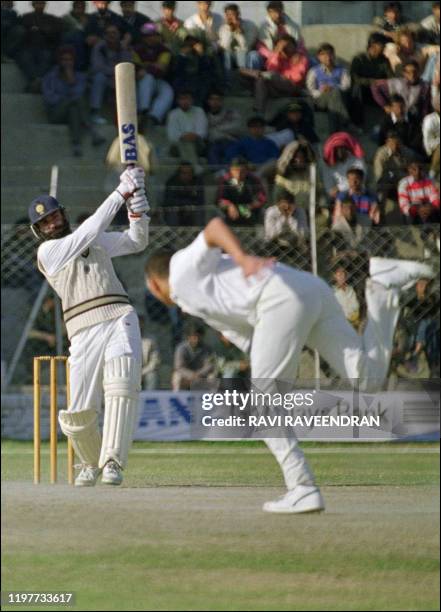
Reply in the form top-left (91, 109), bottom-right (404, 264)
top-left (1, 220), bottom-right (440, 387)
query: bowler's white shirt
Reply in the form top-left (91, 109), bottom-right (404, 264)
top-left (169, 232), bottom-right (274, 352)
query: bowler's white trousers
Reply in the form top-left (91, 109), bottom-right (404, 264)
top-left (67, 310), bottom-right (142, 413)
top-left (251, 265), bottom-right (401, 490)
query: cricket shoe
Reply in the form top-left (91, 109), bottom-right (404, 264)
top-left (75, 465), bottom-right (101, 487)
top-left (369, 257), bottom-right (435, 291)
top-left (263, 485), bottom-right (325, 514)
top-left (101, 460), bottom-right (123, 486)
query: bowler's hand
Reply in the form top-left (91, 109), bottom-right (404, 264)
top-left (238, 254), bottom-right (276, 278)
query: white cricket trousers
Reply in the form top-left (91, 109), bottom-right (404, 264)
top-left (251, 265), bottom-right (401, 490)
top-left (67, 310), bottom-right (142, 413)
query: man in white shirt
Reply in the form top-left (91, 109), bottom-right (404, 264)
top-left (144, 216), bottom-right (434, 513)
top-left (422, 98), bottom-right (440, 178)
top-left (264, 192), bottom-right (308, 242)
top-left (29, 167), bottom-right (149, 487)
top-left (333, 265), bottom-right (361, 330)
top-left (218, 3), bottom-right (259, 71)
top-left (258, 0), bottom-right (304, 55)
top-left (184, 0), bottom-right (223, 51)
top-left (166, 90), bottom-right (208, 174)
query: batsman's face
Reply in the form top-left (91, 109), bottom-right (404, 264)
top-left (36, 210), bottom-right (67, 238)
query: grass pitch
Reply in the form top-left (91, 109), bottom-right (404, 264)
top-left (1, 441), bottom-right (440, 611)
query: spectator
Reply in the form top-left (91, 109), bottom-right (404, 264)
top-left (274, 140), bottom-right (322, 209)
top-left (398, 161), bottom-right (440, 220)
top-left (332, 265), bottom-right (361, 331)
top-left (350, 32), bottom-right (393, 126)
top-left (374, 130), bottom-right (413, 182)
top-left (155, 1), bottom-right (187, 53)
top-left (240, 35), bottom-right (308, 115)
top-left (215, 334), bottom-right (250, 384)
top-left (322, 132), bottom-right (366, 199)
top-left (139, 317), bottom-right (161, 390)
top-left (371, 60), bottom-right (431, 122)
top-left (89, 23), bottom-right (132, 124)
top-left (172, 323), bottom-right (216, 391)
top-left (61, 1), bottom-right (90, 70)
top-left (120, 1), bottom-right (151, 45)
top-left (42, 46), bottom-right (103, 157)
top-left (217, 157), bottom-right (267, 226)
top-left (384, 27), bottom-right (434, 75)
top-left (62, 0), bottom-right (89, 33)
top-left (225, 116), bottom-right (280, 174)
top-left (206, 90), bottom-right (243, 167)
top-left (378, 93), bottom-right (423, 152)
top-left (306, 43), bottom-right (351, 133)
top-left (17, 1), bottom-right (64, 93)
top-left (85, 0), bottom-right (130, 48)
top-left (331, 198), bottom-right (364, 250)
top-left (133, 23), bottom-right (174, 128)
top-left (422, 98), bottom-right (440, 178)
top-left (184, 1), bottom-right (222, 52)
top-left (218, 3), bottom-right (259, 73)
top-left (374, 131), bottom-right (414, 225)
top-left (166, 90), bottom-right (208, 174)
top-left (334, 168), bottom-right (380, 226)
top-left (264, 192), bottom-right (308, 244)
top-left (373, 1), bottom-right (406, 41)
top-left (268, 101), bottom-right (319, 145)
top-left (398, 279), bottom-right (440, 378)
top-left (420, 1), bottom-right (440, 46)
top-left (163, 162), bottom-right (205, 226)
top-left (1, 1), bottom-right (24, 60)
top-left (374, 130), bottom-right (413, 222)
top-left (172, 35), bottom-right (216, 105)
top-left (411, 200), bottom-right (441, 224)
top-left (257, 0), bottom-right (304, 59)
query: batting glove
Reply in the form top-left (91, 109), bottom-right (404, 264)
top-left (117, 166), bottom-right (145, 200)
top-left (127, 190), bottom-right (150, 217)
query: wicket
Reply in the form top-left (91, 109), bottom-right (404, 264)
top-left (33, 356), bottom-right (75, 485)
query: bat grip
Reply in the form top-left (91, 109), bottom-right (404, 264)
top-left (125, 162), bottom-right (143, 218)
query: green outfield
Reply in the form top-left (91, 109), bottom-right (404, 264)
top-left (2, 441), bottom-right (440, 611)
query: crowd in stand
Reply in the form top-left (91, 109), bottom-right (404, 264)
top-left (2, 1), bottom-right (439, 224)
top-left (2, 0), bottom-right (440, 384)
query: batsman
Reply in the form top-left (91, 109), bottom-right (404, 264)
top-left (29, 168), bottom-right (148, 486)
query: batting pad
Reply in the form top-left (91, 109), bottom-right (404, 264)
top-left (58, 408), bottom-right (101, 467)
top-left (99, 355), bottom-right (141, 469)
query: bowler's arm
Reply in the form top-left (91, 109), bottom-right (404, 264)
top-left (203, 217), bottom-right (275, 277)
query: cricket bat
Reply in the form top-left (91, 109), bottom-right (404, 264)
top-left (115, 62), bottom-right (138, 167)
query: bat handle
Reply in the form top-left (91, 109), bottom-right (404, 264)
top-left (125, 162), bottom-right (143, 218)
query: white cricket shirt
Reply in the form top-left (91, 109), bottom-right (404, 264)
top-left (169, 232), bottom-right (274, 352)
